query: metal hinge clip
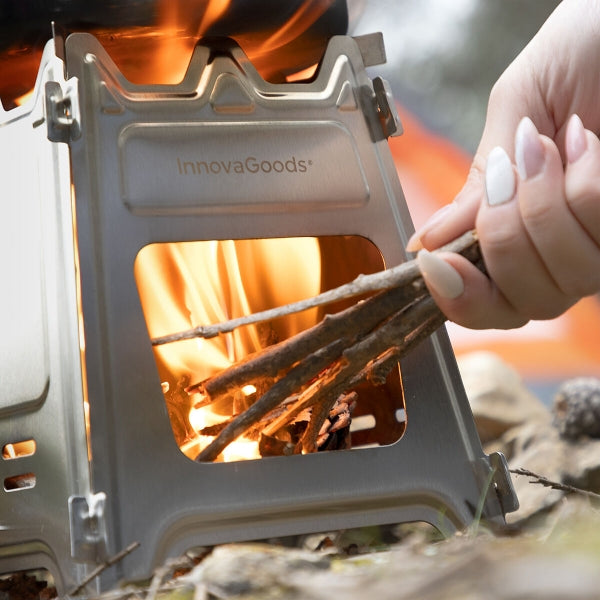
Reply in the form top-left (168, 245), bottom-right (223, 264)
top-left (69, 493), bottom-right (109, 563)
top-left (45, 79), bottom-right (81, 143)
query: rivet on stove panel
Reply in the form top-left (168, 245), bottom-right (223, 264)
top-left (210, 73), bottom-right (255, 114)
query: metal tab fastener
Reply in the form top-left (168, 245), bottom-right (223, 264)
top-left (45, 79), bottom-right (81, 142)
top-left (69, 493), bottom-right (109, 563)
top-left (353, 32), bottom-right (387, 67)
top-left (489, 451), bottom-right (520, 514)
top-left (373, 77), bottom-right (403, 138)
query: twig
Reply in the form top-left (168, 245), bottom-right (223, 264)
top-left (152, 230), bottom-right (480, 346)
top-left (68, 541), bottom-right (140, 596)
top-left (301, 392), bottom-right (341, 453)
top-left (292, 297), bottom-right (445, 450)
top-left (510, 468), bottom-right (600, 500)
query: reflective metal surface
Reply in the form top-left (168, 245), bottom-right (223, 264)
top-left (0, 41), bottom-right (91, 592)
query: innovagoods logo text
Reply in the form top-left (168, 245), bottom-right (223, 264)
top-left (176, 155), bottom-right (312, 175)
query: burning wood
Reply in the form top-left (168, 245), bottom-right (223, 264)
top-left (152, 231), bottom-right (484, 462)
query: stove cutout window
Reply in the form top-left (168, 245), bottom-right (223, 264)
top-left (134, 236), bottom-right (406, 462)
top-left (2, 439), bottom-right (36, 460)
top-left (3, 473), bottom-right (36, 492)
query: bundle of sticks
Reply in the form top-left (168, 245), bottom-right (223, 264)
top-left (152, 231), bottom-right (484, 462)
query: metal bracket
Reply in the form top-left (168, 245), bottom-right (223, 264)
top-left (69, 493), bottom-right (109, 564)
top-left (353, 32), bottom-right (387, 67)
top-left (45, 79), bottom-right (81, 143)
top-left (489, 452), bottom-right (520, 514)
top-left (373, 77), bottom-right (403, 138)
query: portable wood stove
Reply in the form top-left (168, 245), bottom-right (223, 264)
top-left (0, 30), bottom-right (517, 594)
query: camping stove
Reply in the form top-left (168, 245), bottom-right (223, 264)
top-left (0, 31), bottom-right (517, 594)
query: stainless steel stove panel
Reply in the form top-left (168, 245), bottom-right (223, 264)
top-left (0, 41), bottom-right (92, 592)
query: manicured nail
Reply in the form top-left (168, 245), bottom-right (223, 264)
top-left (566, 114), bottom-right (587, 163)
top-left (417, 249), bottom-right (464, 299)
top-left (485, 146), bottom-right (515, 206)
top-left (515, 117), bottom-right (544, 179)
top-left (405, 233), bottom-right (423, 252)
top-left (406, 204), bottom-right (456, 252)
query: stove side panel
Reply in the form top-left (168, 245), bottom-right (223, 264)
top-left (0, 42), bottom-right (93, 593)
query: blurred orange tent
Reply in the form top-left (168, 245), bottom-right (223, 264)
top-left (391, 107), bottom-right (600, 382)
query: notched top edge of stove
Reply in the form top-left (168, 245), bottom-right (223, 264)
top-left (61, 31), bottom-right (384, 100)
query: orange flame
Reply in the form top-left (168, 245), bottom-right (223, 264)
top-left (134, 238), bottom-right (322, 460)
top-left (0, 0), bottom-right (336, 108)
top-left (146, 0), bottom-right (334, 85)
top-left (135, 238), bottom-right (321, 383)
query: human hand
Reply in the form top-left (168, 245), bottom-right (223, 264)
top-left (407, 0), bottom-right (600, 329)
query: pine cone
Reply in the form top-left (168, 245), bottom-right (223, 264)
top-left (553, 377), bottom-right (600, 440)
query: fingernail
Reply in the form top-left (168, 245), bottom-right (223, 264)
top-left (417, 249), bottom-right (464, 299)
top-left (405, 233), bottom-right (423, 252)
top-left (566, 114), bottom-right (587, 163)
top-left (485, 146), bottom-right (516, 206)
top-left (515, 117), bottom-right (545, 179)
top-left (406, 204), bottom-right (456, 252)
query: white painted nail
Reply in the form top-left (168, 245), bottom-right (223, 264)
top-left (566, 114), bottom-right (587, 163)
top-left (485, 146), bottom-right (516, 206)
top-left (515, 117), bottom-right (544, 180)
top-left (417, 249), bottom-right (464, 299)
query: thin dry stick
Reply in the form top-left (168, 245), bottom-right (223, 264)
top-left (152, 230), bottom-right (480, 346)
top-left (300, 391), bottom-right (342, 453)
top-left (510, 468), bottom-right (600, 500)
top-left (262, 375), bottom-right (340, 438)
top-left (68, 541), bottom-right (140, 596)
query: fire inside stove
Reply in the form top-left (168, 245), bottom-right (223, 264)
top-left (134, 235), bottom-right (406, 462)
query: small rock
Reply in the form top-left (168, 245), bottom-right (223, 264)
top-left (553, 377), bottom-right (600, 440)
top-left (182, 543), bottom-right (330, 598)
top-left (457, 351), bottom-right (550, 444)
